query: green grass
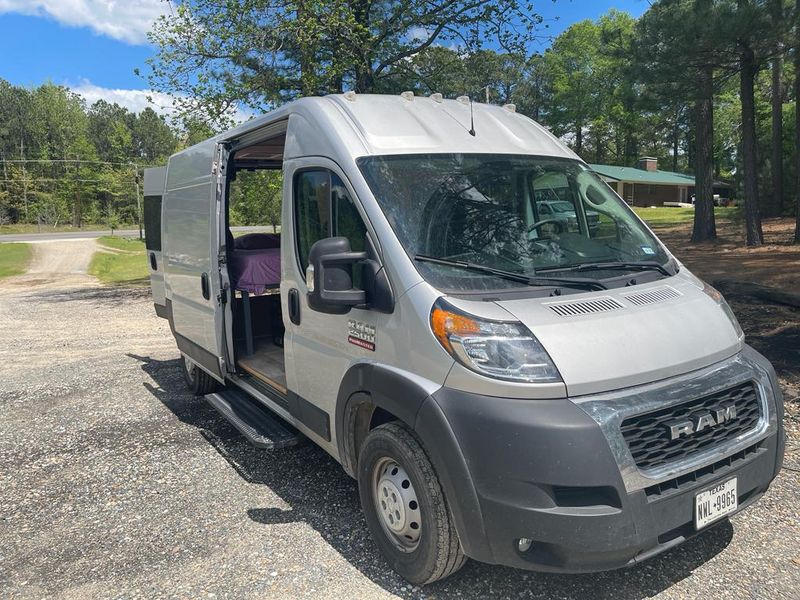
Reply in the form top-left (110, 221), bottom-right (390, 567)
top-left (633, 207), bottom-right (738, 228)
top-left (0, 223), bottom-right (136, 235)
top-left (89, 236), bottom-right (149, 286)
top-left (0, 243), bottom-right (32, 280)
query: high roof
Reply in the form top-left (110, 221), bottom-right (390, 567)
top-left (219, 93), bottom-right (580, 160)
top-left (589, 163), bottom-right (696, 186)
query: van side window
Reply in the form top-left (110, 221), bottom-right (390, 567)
top-left (143, 195), bottom-right (162, 251)
top-left (295, 170), bottom-right (331, 270)
top-left (332, 173), bottom-right (367, 253)
top-left (294, 170), bottom-right (367, 271)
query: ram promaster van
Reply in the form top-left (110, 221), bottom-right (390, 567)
top-left (145, 93), bottom-right (785, 584)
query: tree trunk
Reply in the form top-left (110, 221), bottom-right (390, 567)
top-left (740, 43), bottom-right (764, 245)
top-left (794, 0), bottom-right (800, 243)
top-left (769, 0), bottom-right (785, 217)
top-left (672, 121), bottom-right (680, 172)
top-left (692, 66), bottom-right (717, 242)
top-left (575, 124), bottom-right (583, 155)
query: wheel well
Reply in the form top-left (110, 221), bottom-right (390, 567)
top-left (349, 402), bottom-right (400, 474)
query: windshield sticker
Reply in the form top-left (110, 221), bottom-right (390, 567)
top-left (641, 246), bottom-right (656, 255)
top-left (348, 319), bottom-right (376, 351)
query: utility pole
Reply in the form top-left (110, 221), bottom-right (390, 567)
top-left (20, 139), bottom-right (28, 221)
top-left (132, 163), bottom-right (142, 240)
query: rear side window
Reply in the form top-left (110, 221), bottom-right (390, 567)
top-left (294, 170), bottom-right (367, 271)
top-left (143, 195), bottom-right (162, 251)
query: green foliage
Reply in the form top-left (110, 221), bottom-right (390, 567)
top-left (145, 0), bottom-right (545, 125)
top-left (0, 242), bottom-right (31, 280)
top-left (0, 79), bottom-right (182, 228)
top-left (229, 170), bottom-right (282, 229)
top-left (89, 237), bottom-right (148, 286)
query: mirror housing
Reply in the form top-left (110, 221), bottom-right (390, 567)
top-left (307, 237), bottom-right (368, 314)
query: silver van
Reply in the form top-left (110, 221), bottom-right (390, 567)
top-left (145, 93), bottom-right (785, 584)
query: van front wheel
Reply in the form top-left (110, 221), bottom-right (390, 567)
top-left (182, 354), bottom-right (218, 395)
top-left (358, 422), bottom-right (466, 585)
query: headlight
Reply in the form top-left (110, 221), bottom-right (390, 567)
top-left (701, 281), bottom-right (744, 340)
top-left (430, 298), bottom-right (562, 383)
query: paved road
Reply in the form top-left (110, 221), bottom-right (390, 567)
top-left (0, 242), bottom-right (798, 599)
top-left (0, 226), bottom-right (276, 243)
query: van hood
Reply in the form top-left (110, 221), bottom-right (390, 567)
top-left (494, 275), bottom-right (743, 397)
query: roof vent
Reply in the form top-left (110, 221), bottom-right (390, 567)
top-left (622, 286), bottom-right (682, 306)
top-left (343, 90), bottom-right (357, 102)
top-left (546, 296), bottom-right (625, 317)
top-left (503, 103), bottom-right (516, 113)
top-left (457, 95), bottom-right (470, 105)
top-left (430, 93), bottom-right (443, 103)
top-left (401, 91), bottom-right (414, 101)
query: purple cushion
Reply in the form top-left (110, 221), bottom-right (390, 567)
top-left (234, 233), bottom-right (280, 250)
top-left (229, 248), bottom-right (281, 294)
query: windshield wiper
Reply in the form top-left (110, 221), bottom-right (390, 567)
top-left (414, 254), bottom-right (607, 291)
top-left (538, 260), bottom-right (673, 277)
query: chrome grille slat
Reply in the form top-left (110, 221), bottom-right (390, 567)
top-left (620, 382), bottom-right (762, 471)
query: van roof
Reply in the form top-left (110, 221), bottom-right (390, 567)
top-left (216, 93), bottom-right (578, 161)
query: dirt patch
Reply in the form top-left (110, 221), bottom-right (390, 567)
top-left (0, 239), bottom-right (99, 294)
top-left (656, 217), bottom-right (800, 293)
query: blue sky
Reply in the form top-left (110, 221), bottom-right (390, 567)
top-left (0, 0), bottom-right (648, 116)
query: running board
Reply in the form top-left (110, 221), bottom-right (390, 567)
top-left (205, 387), bottom-right (301, 449)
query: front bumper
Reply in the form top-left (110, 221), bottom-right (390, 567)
top-left (418, 345), bottom-right (785, 572)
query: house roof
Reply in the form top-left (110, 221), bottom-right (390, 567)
top-left (589, 164), bottom-right (696, 186)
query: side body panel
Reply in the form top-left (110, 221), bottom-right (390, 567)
top-left (163, 141), bottom-right (224, 378)
top-left (143, 166), bottom-right (166, 313)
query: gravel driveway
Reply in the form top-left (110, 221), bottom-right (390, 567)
top-left (0, 241), bottom-right (798, 599)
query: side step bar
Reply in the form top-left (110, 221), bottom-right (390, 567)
top-left (205, 387), bottom-right (301, 450)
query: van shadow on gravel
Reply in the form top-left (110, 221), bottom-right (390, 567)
top-left (32, 286), bottom-right (152, 304)
top-left (130, 353), bottom-right (734, 600)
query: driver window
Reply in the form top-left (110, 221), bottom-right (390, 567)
top-left (294, 169), bottom-right (368, 272)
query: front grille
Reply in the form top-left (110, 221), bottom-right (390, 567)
top-left (644, 441), bottom-right (765, 500)
top-left (621, 382), bottom-right (762, 471)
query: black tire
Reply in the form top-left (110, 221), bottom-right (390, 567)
top-left (358, 422), bottom-right (466, 585)
top-left (182, 354), bottom-right (219, 395)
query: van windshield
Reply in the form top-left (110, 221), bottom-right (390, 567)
top-left (358, 154), bottom-right (673, 292)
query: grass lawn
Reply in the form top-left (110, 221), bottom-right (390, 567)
top-left (89, 236), bottom-right (149, 286)
top-left (0, 243), bottom-right (32, 280)
top-left (0, 223), bottom-right (137, 235)
top-left (633, 206), bottom-right (738, 228)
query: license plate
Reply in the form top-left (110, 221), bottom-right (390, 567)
top-left (695, 477), bottom-right (738, 530)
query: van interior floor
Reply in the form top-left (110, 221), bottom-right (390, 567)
top-left (237, 339), bottom-right (287, 394)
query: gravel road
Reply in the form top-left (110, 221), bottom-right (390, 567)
top-left (0, 241), bottom-right (798, 599)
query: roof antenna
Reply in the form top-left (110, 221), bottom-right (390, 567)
top-left (468, 96), bottom-right (476, 137)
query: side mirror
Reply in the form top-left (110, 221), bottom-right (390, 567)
top-left (307, 237), bottom-right (368, 314)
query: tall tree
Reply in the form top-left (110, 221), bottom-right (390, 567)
top-left (794, 0), bottom-right (800, 242)
top-left (635, 0), bottom-right (738, 242)
top-left (735, 0), bottom-right (767, 245)
top-left (145, 0), bottom-right (544, 125)
top-left (769, 0), bottom-right (786, 217)
top-left (540, 20), bottom-right (603, 156)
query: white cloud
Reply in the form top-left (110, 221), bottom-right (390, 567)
top-left (70, 80), bottom-right (177, 114)
top-left (69, 79), bottom-right (254, 124)
top-left (0, 0), bottom-right (169, 44)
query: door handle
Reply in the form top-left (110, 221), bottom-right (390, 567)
top-left (149, 252), bottom-right (157, 271)
top-left (288, 288), bottom-right (301, 325)
top-left (200, 272), bottom-right (210, 300)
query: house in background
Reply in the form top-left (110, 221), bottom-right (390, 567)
top-left (590, 157), bottom-right (732, 207)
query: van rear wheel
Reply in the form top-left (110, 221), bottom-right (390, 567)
top-left (358, 422), bottom-right (466, 585)
top-left (182, 354), bottom-right (218, 395)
